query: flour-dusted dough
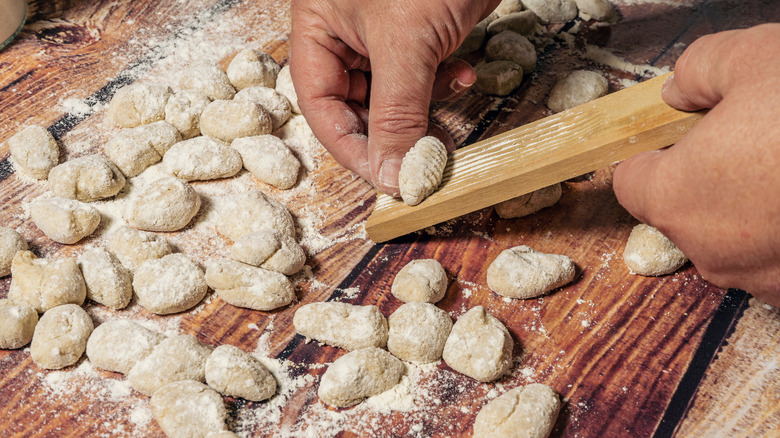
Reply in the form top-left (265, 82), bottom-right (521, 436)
top-left (104, 121), bottom-right (182, 177)
top-left (294, 302), bottom-right (389, 351)
top-left (475, 61), bottom-right (524, 96)
top-left (230, 230), bottom-right (305, 275)
top-left (547, 70), bottom-right (609, 113)
top-left (391, 259), bottom-right (448, 303)
top-left (442, 306), bottom-right (514, 382)
top-left (207, 432), bottom-right (239, 438)
top-left (493, 0), bottom-right (523, 16)
top-left (487, 11), bottom-right (538, 36)
top-left (125, 176), bottom-right (201, 232)
top-left (205, 344), bottom-right (276, 401)
top-left (8, 251), bottom-right (86, 313)
top-left (623, 224), bottom-right (687, 276)
top-left (234, 86), bottom-right (292, 131)
top-left (30, 304), bottom-right (93, 370)
top-left (133, 254), bottom-right (208, 315)
top-left (387, 302), bottom-right (453, 363)
top-left (108, 226), bottom-right (171, 272)
top-left (151, 380), bottom-right (228, 438)
top-left (216, 187), bottom-right (295, 240)
top-left (398, 136), bottom-right (448, 206)
top-left (487, 245), bottom-right (575, 299)
top-left (48, 155), bottom-right (126, 202)
top-left (522, 0), bottom-right (578, 23)
top-left (77, 247), bottom-right (132, 310)
top-left (205, 258), bottom-right (294, 311)
top-left (275, 65), bottom-right (300, 114)
top-left (0, 226), bottom-right (27, 277)
top-left (108, 83), bottom-right (173, 128)
top-left (7, 125), bottom-right (59, 179)
top-left (165, 90), bottom-right (212, 139)
top-left (318, 347), bottom-right (405, 408)
top-left (29, 197), bottom-right (100, 244)
top-left (163, 136), bottom-right (243, 181)
top-left (494, 183), bottom-right (562, 218)
top-left (0, 299), bottom-right (38, 349)
top-left (232, 135), bottom-right (300, 190)
top-left (574, 0), bottom-right (614, 21)
top-left (473, 383), bottom-right (561, 438)
top-left (227, 49), bottom-right (281, 91)
top-left (486, 31), bottom-right (537, 73)
top-left (86, 319), bottom-right (165, 375)
top-left (200, 99), bottom-right (272, 143)
top-left (129, 334), bottom-right (214, 396)
top-left (179, 63), bottom-right (236, 101)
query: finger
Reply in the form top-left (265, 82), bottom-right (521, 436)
top-left (347, 70), bottom-right (368, 104)
top-left (612, 149), bottom-right (667, 226)
top-left (431, 59), bottom-right (477, 101)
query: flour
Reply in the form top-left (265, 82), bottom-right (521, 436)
top-left (583, 45), bottom-right (671, 78)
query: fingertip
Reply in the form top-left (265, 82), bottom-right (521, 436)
top-left (374, 157), bottom-right (403, 196)
top-left (432, 59), bottom-right (477, 101)
top-left (613, 150), bottom-right (664, 223)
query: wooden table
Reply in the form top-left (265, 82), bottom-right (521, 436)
top-left (1, 1), bottom-right (778, 437)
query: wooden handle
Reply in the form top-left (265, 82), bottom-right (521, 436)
top-left (365, 72), bottom-right (705, 243)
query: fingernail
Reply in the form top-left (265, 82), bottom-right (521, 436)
top-left (662, 73), bottom-right (675, 94)
top-left (377, 158), bottom-right (402, 195)
top-left (450, 77), bottom-right (475, 94)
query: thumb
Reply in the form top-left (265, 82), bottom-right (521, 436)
top-left (613, 149), bottom-right (668, 226)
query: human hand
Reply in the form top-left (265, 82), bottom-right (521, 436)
top-left (289, 0), bottom-right (500, 195)
top-left (613, 23), bottom-right (780, 307)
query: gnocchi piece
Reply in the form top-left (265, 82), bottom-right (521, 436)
top-left (391, 259), bottom-right (448, 303)
top-left (487, 245), bottom-right (575, 299)
top-left (623, 224), bottom-right (687, 276)
top-left (128, 334), bottom-right (214, 396)
top-left (133, 254), bottom-right (208, 315)
top-left (108, 83), bottom-right (173, 128)
top-left (493, 0), bottom-right (523, 16)
top-left (494, 183), bottom-right (562, 218)
top-left (124, 176), bottom-right (201, 232)
top-left (77, 247), bottom-right (133, 310)
top-left (8, 251), bottom-right (86, 313)
top-left (205, 258), bottom-right (294, 311)
top-left (522, 0), bottom-right (578, 23)
top-left (164, 90), bottom-right (212, 139)
top-left (475, 61), bottom-right (524, 96)
top-left (28, 197), bottom-right (101, 244)
top-left (442, 306), bottom-right (513, 382)
top-left (574, 0), bottom-right (614, 21)
top-left (86, 319), bottom-right (165, 375)
top-left (227, 49), bottom-right (281, 90)
top-left (179, 63), bottom-right (236, 100)
top-left (293, 302), bottom-right (388, 351)
top-left (216, 187), bottom-right (295, 240)
top-left (205, 344), bottom-right (276, 401)
top-left (6, 125), bottom-right (59, 179)
top-left (151, 380), bottom-right (229, 438)
top-left (387, 302), bottom-right (453, 363)
top-left (318, 347), bottom-right (404, 408)
top-left (234, 86), bottom-right (292, 131)
top-left (453, 16), bottom-right (490, 56)
top-left (104, 120), bottom-right (182, 177)
top-left (487, 11), bottom-right (538, 36)
top-left (199, 99), bottom-right (272, 143)
top-left (486, 31), bottom-right (537, 73)
top-left (398, 136), bottom-right (448, 206)
top-left (275, 65), bottom-right (300, 114)
top-left (0, 299), bottom-right (38, 349)
top-left (30, 304), bottom-right (94, 370)
top-left (231, 135), bottom-right (300, 190)
top-left (48, 155), bottom-right (125, 202)
top-left (473, 384), bottom-right (561, 438)
top-left (547, 70), bottom-right (609, 113)
top-left (107, 226), bottom-right (171, 272)
top-left (230, 230), bottom-right (305, 275)
top-left (0, 226), bottom-right (27, 277)
top-left (163, 136), bottom-right (243, 181)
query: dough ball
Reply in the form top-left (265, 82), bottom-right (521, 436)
top-left (234, 86), bottom-right (292, 131)
top-left (200, 99), bottom-right (272, 143)
top-left (107, 226), bottom-right (171, 272)
top-left (104, 121), bottom-right (182, 177)
top-left (226, 49), bottom-right (281, 90)
top-left (205, 258), bottom-right (294, 311)
top-left (387, 302), bottom-right (452, 363)
top-left (487, 245), bottom-right (575, 299)
top-left (274, 65), bottom-right (300, 114)
top-left (391, 259), bottom-right (448, 303)
top-left (399, 136), bottom-right (448, 206)
top-left (293, 302), bottom-right (388, 351)
top-left (8, 251), bottom-right (86, 313)
top-left (163, 136), bottom-right (243, 181)
top-left (6, 125), bottom-right (59, 179)
top-left (522, 0), bottom-right (578, 23)
top-left (150, 380), bottom-right (228, 438)
top-left (179, 63), bottom-right (236, 101)
top-left (574, 0), bottom-right (614, 21)
top-left (165, 90), bottom-right (212, 139)
top-left (207, 432), bottom-right (239, 438)
top-left (547, 70), bottom-right (609, 113)
top-left (129, 334), bottom-right (214, 396)
top-left (108, 83), bottom-right (173, 128)
top-left (494, 183), bottom-right (562, 218)
top-left (216, 187), bottom-right (295, 240)
top-left (205, 344), bottom-right (276, 401)
top-left (0, 299), bottom-right (38, 349)
top-left (86, 319), bottom-right (165, 375)
top-left (28, 197), bottom-right (100, 244)
top-left (487, 11), bottom-right (538, 36)
top-left (30, 304), bottom-right (93, 370)
top-left (318, 347), bottom-right (404, 408)
top-left (0, 226), bottom-right (27, 277)
top-left (230, 229), bottom-right (305, 275)
top-left (486, 31), bottom-right (537, 73)
top-left (623, 224), bottom-right (687, 276)
top-left (133, 254), bottom-right (208, 315)
top-left (493, 0), bottom-right (523, 16)
top-left (48, 154), bottom-right (125, 202)
top-left (453, 16), bottom-right (489, 56)
top-left (231, 135), bottom-right (300, 190)
top-left (442, 306), bottom-right (513, 382)
top-left (475, 61), bottom-right (524, 96)
top-left (125, 176), bottom-right (201, 232)
top-left (473, 383), bottom-right (561, 438)
top-left (77, 247), bottom-right (132, 310)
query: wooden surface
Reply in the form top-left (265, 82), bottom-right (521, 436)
top-left (0, 1), bottom-right (778, 437)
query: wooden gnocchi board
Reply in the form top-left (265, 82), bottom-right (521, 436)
top-left (0, 1), bottom-right (778, 437)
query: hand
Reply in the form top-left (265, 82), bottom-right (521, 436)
top-left (289, 0), bottom-right (499, 195)
top-left (613, 23), bottom-right (780, 307)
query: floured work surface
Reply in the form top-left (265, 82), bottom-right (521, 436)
top-left (0, 1), bottom-right (778, 437)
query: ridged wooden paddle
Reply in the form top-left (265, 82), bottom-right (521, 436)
top-left (365, 72), bottom-right (705, 243)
